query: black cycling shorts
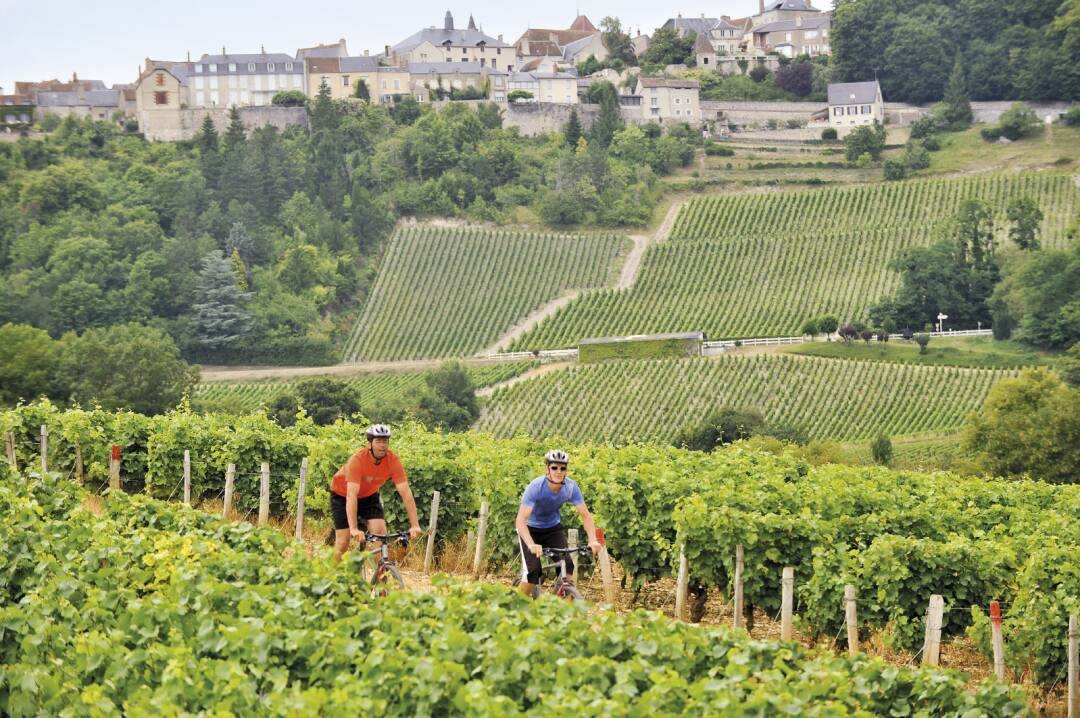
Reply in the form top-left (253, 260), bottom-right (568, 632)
top-left (519, 524), bottom-right (571, 585)
top-left (330, 491), bottom-right (384, 531)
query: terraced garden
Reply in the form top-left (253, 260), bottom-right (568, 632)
top-left (342, 227), bottom-right (629, 361)
top-left (509, 173), bottom-right (1079, 348)
top-left (194, 362), bottom-right (533, 411)
top-left (478, 354), bottom-right (1014, 443)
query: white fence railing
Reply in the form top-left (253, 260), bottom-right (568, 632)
top-left (703, 335), bottom-right (806, 349)
top-left (481, 348), bottom-right (578, 363)
top-left (927, 328), bottom-right (993, 338)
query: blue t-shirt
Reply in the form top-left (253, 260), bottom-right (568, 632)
top-left (521, 475), bottom-right (584, 529)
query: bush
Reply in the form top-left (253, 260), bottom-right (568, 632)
top-left (821, 127), bottom-right (837, 141)
top-left (997, 103), bottom-right (1042, 140)
top-left (922, 134), bottom-right (941, 151)
top-left (903, 140), bottom-right (931, 170)
top-left (914, 333), bottom-right (930, 354)
top-left (1064, 106), bottom-right (1080, 127)
top-left (855, 152), bottom-right (873, 169)
top-left (271, 90), bottom-right (307, 107)
top-left (749, 65), bottom-right (771, 83)
top-left (844, 121), bottom-right (886, 162)
top-left (704, 141), bottom-right (734, 157)
top-left (870, 434), bottom-right (893, 466)
top-left (884, 159), bottom-right (908, 180)
top-left (980, 126), bottom-right (1002, 142)
top-left (507, 90), bottom-right (534, 102)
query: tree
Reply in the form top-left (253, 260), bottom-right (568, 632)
top-left (995, 103), bottom-right (1042, 140)
top-left (350, 185), bottom-right (395, 252)
top-left (222, 106), bottom-right (247, 153)
top-left (411, 361), bottom-right (479, 431)
top-left (801, 318), bottom-right (819, 338)
top-left (844, 122), bottom-right (886, 162)
top-left (673, 407), bottom-right (765, 451)
top-left (476, 102), bottom-right (502, 130)
top-left (58, 323), bottom-right (197, 415)
top-left (271, 90), bottom-right (307, 106)
top-left (295, 377), bottom-right (361, 426)
top-left (640, 27), bottom-right (696, 67)
top-left (859, 328), bottom-right (874, 345)
top-left (818, 314), bottom-right (839, 340)
top-left (588, 81), bottom-right (623, 148)
top-left (601, 16), bottom-right (636, 65)
top-left (1006, 196), bottom-right (1043, 250)
top-left (309, 79), bottom-right (339, 133)
top-left (838, 324), bottom-right (858, 343)
top-left (390, 96), bottom-right (422, 125)
top-left (942, 60), bottom-right (973, 129)
top-left (192, 250), bottom-right (252, 350)
top-left (884, 159), bottom-right (908, 180)
top-left (1060, 343), bottom-right (1080, 388)
top-left (224, 220), bottom-right (255, 263)
top-left (0, 323), bottom-right (63, 406)
top-left (915, 333), bottom-right (930, 354)
top-left (962, 368), bottom-right (1080, 483)
top-left (196, 115), bottom-right (221, 187)
top-left (749, 64), bottom-right (771, 83)
top-left (989, 242), bottom-right (1080, 350)
top-left (776, 63), bottom-right (813, 96)
top-left (870, 433), bottom-right (893, 466)
top-left (353, 78), bottom-right (370, 102)
top-left (269, 392), bottom-right (300, 427)
top-left (881, 19), bottom-right (949, 104)
top-left (564, 108), bottom-right (583, 148)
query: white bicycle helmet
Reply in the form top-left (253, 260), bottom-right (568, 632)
top-left (366, 424), bottom-right (392, 439)
top-left (544, 449), bottom-right (569, 464)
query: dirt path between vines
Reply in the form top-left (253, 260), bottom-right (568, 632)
top-left (473, 292), bottom-right (581, 356)
top-left (617, 198), bottom-right (684, 290)
top-left (475, 361), bottom-right (573, 397)
top-left (199, 356), bottom-right (515, 382)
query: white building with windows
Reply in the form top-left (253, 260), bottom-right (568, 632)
top-left (827, 80), bottom-right (884, 132)
top-left (189, 51), bottom-right (305, 108)
top-left (634, 77), bottom-right (700, 123)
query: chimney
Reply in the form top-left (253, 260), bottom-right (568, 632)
top-left (260, 44), bottom-right (265, 54)
top-left (759, 0), bottom-right (764, 14)
top-left (445, 10), bottom-right (454, 31)
top-left (186, 51), bottom-right (191, 62)
top-left (385, 44), bottom-right (391, 57)
top-left (498, 33), bottom-right (503, 42)
top-left (222, 46), bottom-right (226, 56)
top-left (701, 12), bottom-right (705, 19)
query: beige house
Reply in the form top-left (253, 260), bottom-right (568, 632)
top-left (392, 11), bottom-right (513, 71)
top-left (16, 75), bottom-right (124, 120)
top-left (634, 77), bottom-right (700, 123)
top-left (410, 62), bottom-right (490, 101)
top-left (306, 56), bottom-right (381, 100)
top-left (748, 0), bottom-right (830, 57)
top-left (827, 80), bottom-right (883, 133)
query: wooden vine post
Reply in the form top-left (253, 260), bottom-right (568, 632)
top-left (990, 600), bottom-right (1005, 681)
top-left (182, 450), bottom-right (191, 506)
top-left (39, 424), bottom-right (48, 474)
top-left (1069, 615), bottom-right (1079, 718)
top-left (4, 432), bottom-right (17, 471)
top-left (596, 528), bottom-right (616, 605)
top-left (844, 584), bottom-right (859, 655)
top-left (567, 528), bottom-right (579, 550)
top-left (294, 458), bottom-right (308, 541)
top-left (258, 462), bottom-right (270, 525)
top-left (780, 567), bottom-right (795, 641)
top-left (922, 594), bottom-right (944, 667)
top-left (423, 490), bottom-right (440, 573)
top-left (732, 544), bottom-right (745, 630)
top-left (472, 501), bottom-right (489, 579)
top-left (73, 444), bottom-right (84, 483)
top-left (675, 545), bottom-right (689, 621)
top-left (222, 464), bottom-right (236, 518)
top-left (109, 445), bottom-right (121, 491)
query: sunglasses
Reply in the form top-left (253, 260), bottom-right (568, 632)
top-left (549, 465), bottom-right (568, 472)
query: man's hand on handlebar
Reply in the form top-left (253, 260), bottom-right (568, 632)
top-left (529, 543), bottom-right (543, 558)
top-left (349, 527), bottom-right (365, 544)
top-left (588, 541), bottom-right (602, 554)
top-left (408, 525), bottom-right (423, 540)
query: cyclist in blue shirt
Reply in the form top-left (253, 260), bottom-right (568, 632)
top-left (515, 449), bottom-right (602, 598)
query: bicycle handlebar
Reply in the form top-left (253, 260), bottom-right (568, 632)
top-left (542, 546), bottom-right (594, 557)
top-left (364, 531), bottom-right (412, 543)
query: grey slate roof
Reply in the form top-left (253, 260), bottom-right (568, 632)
top-left (194, 53), bottom-right (303, 74)
top-left (146, 60), bottom-right (192, 85)
top-left (393, 27), bottom-right (508, 54)
top-left (339, 56), bottom-right (380, 72)
top-left (661, 17), bottom-right (719, 36)
top-left (37, 89), bottom-right (119, 107)
top-left (827, 80), bottom-right (880, 105)
top-left (561, 35), bottom-right (596, 60)
top-left (752, 16), bottom-right (830, 32)
top-left (763, 0), bottom-right (820, 11)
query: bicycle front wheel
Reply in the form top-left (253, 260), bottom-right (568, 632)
top-left (372, 562), bottom-right (406, 597)
top-left (555, 581), bottom-right (583, 601)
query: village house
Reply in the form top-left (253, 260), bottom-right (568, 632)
top-left (15, 75), bottom-right (124, 120)
top-left (409, 62), bottom-right (501, 102)
top-left (391, 11), bottom-right (512, 71)
top-left (747, 0), bottom-right (830, 57)
top-left (514, 16), bottom-right (606, 71)
top-left (0, 93), bottom-right (35, 127)
top-left (187, 50), bottom-right (305, 107)
top-left (634, 77), bottom-right (700, 123)
top-left (827, 80), bottom-right (884, 133)
top-left (296, 39), bottom-right (348, 62)
top-left (508, 71), bottom-right (578, 104)
top-left (305, 56), bottom-right (380, 100)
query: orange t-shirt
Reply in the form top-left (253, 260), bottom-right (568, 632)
top-left (330, 448), bottom-right (407, 498)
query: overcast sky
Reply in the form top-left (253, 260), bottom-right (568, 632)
top-left (0, 0), bottom-right (833, 94)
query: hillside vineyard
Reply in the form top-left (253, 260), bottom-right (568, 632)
top-left (511, 173), bottom-right (1079, 347)
top-left (478, 354), bottom-right (1014, 442)
top-left (342, 227), bottom-right (629, 361)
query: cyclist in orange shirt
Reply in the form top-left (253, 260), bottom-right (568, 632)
top-left (330, 424), bottom-right (422, 563)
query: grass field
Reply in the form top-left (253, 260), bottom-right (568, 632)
top-left (194, 362), bottom-right (534, 412)
top-left (786, 335), bottom-right (1056, 369)
top-left (478, 353), bottom-right (1014, 443)
top-left (341, 226), bottom-right (629, 361)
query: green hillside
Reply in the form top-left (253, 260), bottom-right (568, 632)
top-left (341, 227), bottom-right (629, 361)
top-left (509, 173), bottom-right (1078, 348)
top-left (478, 353), bottom-right (1014, 443)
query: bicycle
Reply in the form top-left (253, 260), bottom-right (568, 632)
top-left (531, 545), bottom-right (594, 601)
top-left (357, 530), bottom-right (411, 596)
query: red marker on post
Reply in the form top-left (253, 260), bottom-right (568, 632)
top-left (990, 600), bottom-right (1005, 680)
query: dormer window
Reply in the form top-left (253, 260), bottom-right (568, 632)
top-left (209, 63), bottom-right (217, 72)
top-left (248, 63), bottom-right (256, 71)
top-left (268, 62), bottom-right (275, 72)
top-left (285, 62), bottom-right (293, 71)
top-left (229, 63), bottom-right (236, 72)
top-left (195, 65), bottom-right (202, 73)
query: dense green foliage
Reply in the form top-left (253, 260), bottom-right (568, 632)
top-left (343, 227), bottom-right (628, 361)
top-left (830, 0), bottom-right (1080, 102)
top-left (989, 242), bottom-right (1079, 348)
top-left (193, 362), bottom-right (531, 414)
top-left (0, 321), bottom-right (197, 414)
top-left (479, 354), bottom-right (1011, 443)
top-left (0, 469), bottom-right (1030, 715)
top-left (963, 368), bottom-right (1080, 483)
